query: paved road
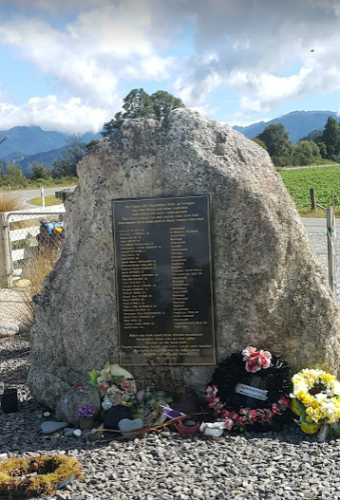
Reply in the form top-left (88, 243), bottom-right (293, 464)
top-left (11, 186), bottom-right (76, 206)
top-left (302, 217), bottom-right (339, 302)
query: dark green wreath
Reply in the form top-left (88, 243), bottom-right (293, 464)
top-left (208, 352), bottom-right (292, 431)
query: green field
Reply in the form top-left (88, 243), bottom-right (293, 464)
top-left (280, 166), bottom-right (340, 208)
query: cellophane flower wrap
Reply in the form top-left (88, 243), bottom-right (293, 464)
top-left (291, 369), bottom-right (340, 428)
top-left (136, 386), bottom-right (172, 427)
top-left (89, 362), bottom-right (137, 411)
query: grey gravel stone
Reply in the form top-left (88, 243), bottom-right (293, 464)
top-left (41, 421), bottom-right (69, 434)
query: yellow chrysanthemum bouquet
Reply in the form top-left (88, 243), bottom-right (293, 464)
top-left (291, 369), bottom-right (340, 436)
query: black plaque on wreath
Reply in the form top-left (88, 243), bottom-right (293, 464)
top-left (112, 195), bottom-right (215, 366)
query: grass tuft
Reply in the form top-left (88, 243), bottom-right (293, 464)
top-left (14, 248), bottom-right (62, 326)
top-left (0, 192), bottom-right (23, 212)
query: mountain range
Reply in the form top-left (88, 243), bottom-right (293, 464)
top-left (0, 126), bottom-right (101, 174)
top-left (1, 111), bottom-right (339, 175)
top-left (233, 110), bottom-right (340, 143)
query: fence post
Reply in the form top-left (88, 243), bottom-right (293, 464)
top-left (0, 213), bottom-right (13, 288)
top-left (327, 207), bottom-right (336, 295)
top-left (310, 189), bottom-right (316, 210)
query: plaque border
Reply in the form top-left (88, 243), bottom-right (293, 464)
top-left (112, 194), bottom-right (216, 366)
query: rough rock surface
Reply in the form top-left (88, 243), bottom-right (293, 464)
top-left (55, 385), bottom-right (101, 426)
top-left (28, 108), bottom-right (340, 408)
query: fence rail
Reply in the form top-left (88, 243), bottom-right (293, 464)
top-left (0, 206), bottom-right (65, 288)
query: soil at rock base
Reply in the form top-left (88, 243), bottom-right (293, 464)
top-left (1, 334), bottom-right (340, 500)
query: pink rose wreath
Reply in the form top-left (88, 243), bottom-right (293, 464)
top-left (206, 346), bottom-right (291, 432)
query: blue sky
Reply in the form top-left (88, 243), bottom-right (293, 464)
top-left (0, 0), bottom-right (340, 134)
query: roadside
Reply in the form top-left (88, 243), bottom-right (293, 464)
top-left (281, 163), bottom-right (340, 170)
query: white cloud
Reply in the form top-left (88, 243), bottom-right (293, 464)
top-left (1, 0), bottom-right (340, 132)
top-left (157, 0), bottom-right (340, 115)
top-left (0, 96), bottom-right (110, 133)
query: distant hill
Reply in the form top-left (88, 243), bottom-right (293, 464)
top-left (233, 111), bottom-right (340, 143)
top-left (16, 147), bottom-right (66, 174)
top-left (0, 126), bottom-right (101, 170)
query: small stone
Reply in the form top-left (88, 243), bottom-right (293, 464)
top-left (41, 421), bottom-right (69, 435)
top-left (73, 429), bottom-right (82, 437)
top-left (43, 412), bottom-right (51, 417)
top-left (0, 322), bottom-right (19, 337)
top-left (0, 454), bottom-right (8, 462)
top-left (64, 428), bottom-right (75, 437)
top-left (118, 418), bottom-right (143, 439)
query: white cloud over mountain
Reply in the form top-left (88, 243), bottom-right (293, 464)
top-left (0, 0), bottom-right (340, 132)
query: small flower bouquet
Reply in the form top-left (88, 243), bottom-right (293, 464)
top-left (137, 386), bottom-right (172, 427)
top-left (77, 405), bottom-right (96, 418)
top-left (89, 362), bottom-right (137, 411)
top-left (291, 368), bottom-right (340, 437)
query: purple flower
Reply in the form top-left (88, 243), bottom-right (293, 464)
top-left (77, 405), bottom-right (96, 418)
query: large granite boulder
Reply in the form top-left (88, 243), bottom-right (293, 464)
top-left (28, 108), bottom-right (340, 408)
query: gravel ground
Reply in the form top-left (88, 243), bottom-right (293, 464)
top-left (1, 334), bottom-right (340, 500)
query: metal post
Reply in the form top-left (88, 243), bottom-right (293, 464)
top-left (0, 213), bottom-right (13, 288)
top-left (310, 189), bottom-right (316, 210)
top-left (327, 207), bottom-right (336, 295)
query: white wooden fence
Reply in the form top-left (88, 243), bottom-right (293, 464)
top-left (0, 206), bottom-right (65, 288)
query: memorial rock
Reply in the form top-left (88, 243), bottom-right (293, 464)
top-left (28, 108), bottom-right (340, 408)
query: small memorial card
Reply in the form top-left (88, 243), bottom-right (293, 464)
top-left (235, 383), bottom-right (268, 401)
top-left (0, 381), bottom-right (4, 397)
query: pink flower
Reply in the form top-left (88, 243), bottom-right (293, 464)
top-left (137, 389), bottom-right (145, 403)
top-left (256, 409), bottom-right (265, 417)
top-left (121, 380), bottom-right (134, 391)
top-left (261, 413), bottom-right (273, 422)
top-left (271, 403), bottom-right (282, 415)
top-left (242, 346), bottom-right (258, 361)
top-left (230, 411), bottom-right (238, 420)
top-left (221, 409), bottom-right (230, 418)
top-left (236, 416), bottom-right (248, 426)
top-left (207, 396), bottom-right (220, 408)
top-left (99, 384), bottom-right (109, 397)
top-left (248, 410), bottom-right (258, 422)
top-left (259, 350), bottom-right (271, 369)
top-left (245, 355), bottom-right (262, 373)
top-left (278, 396), bottom-right (289, 407)
top-left (224, 417), bottom-right (234, 431)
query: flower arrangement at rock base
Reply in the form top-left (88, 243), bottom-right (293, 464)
top-left (291, 368), bottom-right (340, 437)
top-left (136, 386), bottom-right (172, 427)
top-left (77, 405), bottom-right (96, 430)
top-left (205, 346), bottom-right (291, 432)
top-left (89, 362), bottom-right (137, 411)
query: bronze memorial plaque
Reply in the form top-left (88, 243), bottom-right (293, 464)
top-left (113, 195), bottom-right (215, 365)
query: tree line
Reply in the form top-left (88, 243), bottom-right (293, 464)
top-left (253, 116), bottom-right (340, 167)
top-left (0, 89), bottom-right (185, 189)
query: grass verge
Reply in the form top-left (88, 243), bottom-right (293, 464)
top-left (28, 195), bottom-right (63, 207)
